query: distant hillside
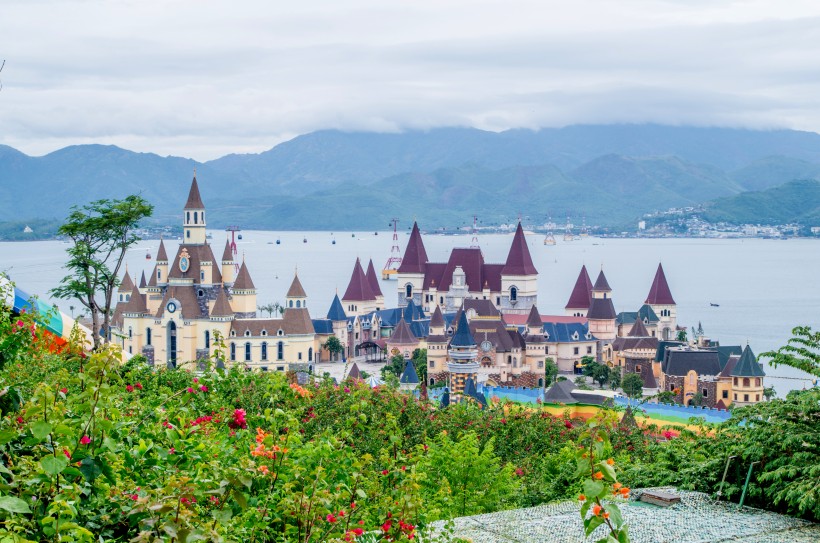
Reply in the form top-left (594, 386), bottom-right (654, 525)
top-left (700, 179), bottom-right (820, 225)
top-left (4, 124), bottom-right (820, 230)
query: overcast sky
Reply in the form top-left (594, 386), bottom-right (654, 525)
top-left (3, 0), bottom-right (820, 160)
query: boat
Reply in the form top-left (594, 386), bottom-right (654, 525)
top-left (351, 233), bottom-right (355, 238)
top-left (332, 239), bottom-right (336, 245)
top-left (710, 303), bottom-right (720, 307)
top-left (276, 239), bottom-right (281, 245)
top-left (374, 231), bottom-right (378, 236)
top-left (267, 241), bottom-right (273, 245)
top-left (238, 234), bottom-right (243, 240)
top-left (303, 237), bottom-right (307, 244)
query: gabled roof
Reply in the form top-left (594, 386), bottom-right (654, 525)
top-left (719, 354), bottom-right (740, 378)
top-left (397, 222), bottom-right (428, 274)
top-left (593, 269), bottom-right (611, 292)
top-left (233, 261), bottom-right (255, 290)
top-left (312, 319), bottom-right (334, 334)
top-left (400, 360), bottom-right (420, 384)
top-left (645, 263), bottom-right (675, 305)
top-left (287, 274), bottom-right (307, 298)
top-left (327, 294), bottom-right (347, 321)
top-left (501, 222), bottom-right (537, 276)
top-left (185, 176), bottom-right (205, 209)
top-left (221, 239), bottom-right (233, 261)
top-left (365, 260), bottom-right (383, 297)
top-left (139, 271), bottom-right (147, 289)
top-left (542, 322), bottom-right (594, 343)
top-left (210, 285), bottom-right (233, 317)
top-left (526, 305), bottom-right (543, 329)
top-left (156, 239), bottom-right (168, 262)
top-left (168, 244), bottom-right (222, 283)
top-left (543, 380), bottom-right (578, 404)
top-left (587, 297), bottom-right (616, 320)
top-left (342, 258), bottom-right (375, 301)
top-left (156, 286), bottom-right (202, 319)
top-left (566, 265), bottom-right (594, 310)
top-left (121, 284), bottom-right (147, 314)
top-left (119, 269), bottom-right (135, 292)
top-left (430, 305), bottom-right (445, 328)
top-left (717, 346), bottom-right (743, 369)
top-left (463, 298), bottom-right (500, 318)
top-left (390, 317), bottom-right (417, 344)
top-left (450, 309), bottom-right (476, 347)
top-left (731, 345), bottom-right (765, 377)
top-left (664, 349), bottom-right (721, 377)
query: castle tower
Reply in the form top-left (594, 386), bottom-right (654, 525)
top-left (730, 345), bottom-right (766, 406)
top-left (565, 265), bottom-right (593, 317)
top-left (342, 258), bottom-right (377, 316)
top-left (396, 222), bottom-right (428, 307)
top-left (365, 259), bottom-right (385, 310)
top-left (286, 272), bottom-right (308, 310)
top-left (155, 238), bottom-right (169, 286)
top-left (426, 305), bottom-right (448, 384)
top-left (524, 305), bottom-right (547, 379)
top-left (183, 175), bottom-right (207, 245)
top-left (138, 271), bottom-right (147, 293)
top-left (221, 239), bottom-right (235, 285)
top-left (447, 309), bottom-right (479, 400)
top-left (118, 267), bottom-right (135, 304)
top-left (230, 260), bottom-right (257, 318)
top-left (587, 269), bottom-right (617, 358)
top-left (500, 222), bottom-right (538, 314)
top-left (326, 293), bottom-right (349, 362)
top-left (645, 263), bottom-right (677, 340)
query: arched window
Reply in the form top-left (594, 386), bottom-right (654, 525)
top-left (296, 300), bottom-right (301, 308)
top-left (507, 355), bottom-right (512, 365)
top-left (430, 377), bottom-right (435, 386)
top-left (289, 300), bottom-right (294, 308)
top-left (755, 378), bottom-right (761, 387)
top-left (204, 330), bottom-right (210, 349)
top-left (513, 357), bottom-right (518, 368)
top-left (186, 230), bottom-right (191, 239)
top-left (128, 327), bottom-right (132, 338)
top-left (405, 284), bottom-right (413, 299)
top-left (193, 212), bottom-right (198, 224)
top-left (146, 327), bottom-right (152, 346)
top-left (538, 378), bottom-right (544, 387)
top-left (230, 343), bottom-right (236, 361)
top-left (743, 377), bottom-right (750, 387)
top-left (245, 330), bottom-right (251, 337)
top-left (308, 347), bottom-right (313, 362)
top-left (277, 341), bottom-right (284, 360)
top-left (261, 342), bottom-right (268, 360)
top-left (200, 271), bottom-right (205, 281)
top-left (510, 286), bottom-right (518, 302)
top-left (158, 269), bottom-right (162, 280)
top-left (245, 342), bottom-right (251, 361)
top-left (186, 211), bottom-right (190, 223)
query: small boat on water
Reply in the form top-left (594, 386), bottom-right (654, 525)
top-left (276, 239), bottom-right (280, 245)
top-left (710, 303), bottom-right (720, 307)
top-left (332, 239), bottom-right (336, 245)
top-left (238, 234), bottom-right (243, 240)
top-left (351, 233), bottom-right (355, 238)
top-left (303, 237), bottom-right (307, 244)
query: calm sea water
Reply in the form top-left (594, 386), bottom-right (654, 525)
top-left (2, 231), bottom-right (818, 395)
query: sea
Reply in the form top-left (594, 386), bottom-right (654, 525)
top-left (2, 230), bottom-right (818, 397)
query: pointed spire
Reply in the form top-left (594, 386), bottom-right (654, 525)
top-left (430, 305), bottom-right (445, 328)
top-left (526, 305), bottom-right (543, 330)
top-left (502, 222), bottom-right (537, 275)
top-left (122, 283), bottom-right (148, 314)
top-left (139, 270), bottom-right (147, 289)
top-left (731, 345), bottom-right (765, 377)
top-left (365, 259), bottom-right (383, 297)
top-left (342, 258), bottom-right (375, 301)
top-left (233, 261), bottom-right (256, 290)
top-left (211, 284), bottom-right (233, 317)
top-left (221, 239), bottom-right (233, 261)
top-left (566, 265), bottom-right (594, 309)
top-left (593, 269), bottom-right (611, 292)
top-left (347, 362), bottom-right (362, 381)
top-left (391, 317), bottom-right (417, 344)
top-left (156, 238), bottom-right (168, 262)
top-left (397, 222), bottom-right (428, 273)
top-left (119, 269), bottom-right (135, 292)
top-left (450, 309), bottom-right (476, 347)
top-left (287, 273), bottom-right (307, 298)
top-left (400, 359), bottom-right (420, 384)
top-left (185, 175), bottom-right (205, 209)
top-left (627, 317), bottom-right (650, 338)
top-left (327, 294), bottom-right (347, 321)
top-left (645, 263), bottom-right (676, 305)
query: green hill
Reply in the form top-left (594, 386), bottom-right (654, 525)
top-left (701, 179), bottom-right (820, 225)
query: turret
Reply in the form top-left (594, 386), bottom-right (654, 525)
top-left (118, 267), bottom-right (135, 303)
top-left (500, 222), bottom-right (538, 314)
top-left (365, 259), bottom-right (384, 310)
top-left (396, 222), bottom-right (428, 307)
top-left (230, 260), bottom-right (257, 317)
top-left (645, 263), bottom-right (677, 340)
top-left (447, 309), bottom-right (479, 400)
top-left (342, 258), bottom-right (377, 316)
top-left (221, 239), bottom-right (235, 285)
top-left (155, 238), bottom-right (169, 285)
top-left (565, 265), bottom-right (593, 317)
top-left (286, 272), bottom-right (308, 310)
top-left (183, 175), bottom-right (207, 245)
top-left (587, 269), bottom-right (617, 346)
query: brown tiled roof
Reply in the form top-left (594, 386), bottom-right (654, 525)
top-left (185, 176), bottom-right (205, 209)
top-left (430, 305), bottom-right (445, 328)
top-left (168, 244), bottom-right (223, 284)
top-left (427, 334), bottom-right (448, 343)
top-left (287, 274), bottom-right (307, 298)
top-left (211, 285), bottom-right (233, 317)
top-left (221, 239), bottom-right (233, 261)
top-left (587, 297), bottom-right (616, 320)
top-left (421, 249), bottom-right (503, 293)
top-left (593, 270), bottom-right (612, 292)
top-left (233, 261), bottom-right (255, 290)
top-left (643, 366), bottom-right (658, 388)
top-left (119, 269), bottom-right (135, 292)
top-left (148, 264), bottom-right (158, 286)
top-left (469, 320), bottom-right (516, 352)
top-left (139, 271), bottom-right (147, 289)
top-left (628, 317), bottom-right (651, 338)
top-left (565, 265), bottom-right (593, 309)
top-left (397, 222), bottom-right (428, 274)
top-left (612, 335), bottom-right (658, 351)
top-left (365, 260), bottom-right (383, 297)
top-left (122, 284), bottom-right (148, 314)
top-left (347, 362), bottom-right (362, 381)
top-left (156, 286), bottom-right (203, 320)
top-left (526, 305), bottom-right (542, 329)
top-left (645, 263), bottom-right (675, 305)
top-left (342, 258), bottom-right (375, 301)
top-left (464, 298), bottom-right (501, 318)
top-left (282, 307), bottom-right (315, 334)
top-left (156, 239), bottom-right (168, 262)
top-left (231, 308), bottom-right (314, 337)
top-left (719, 354), bottom-right (740, 378)
top-left (501, 222), bottom-right (537, 276)
top-left (390, 317), bottom-right (417, 344)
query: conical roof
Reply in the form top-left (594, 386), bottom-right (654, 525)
top-left (342, 258), bottom-right (375, 301)
top-left (327, 294), bottom-right (347, 321)
top-left (211, 285), bottom-right (233, 317)
top-left (403, 300), bottom-right (424, 321)
top-left (148, 264), bottom-right (158, 286)
top-left (565, 265), bottom-right (593, 309)
top-left (731, 345), bottom-right (765, 377)
top-left (365, 259), bottom-right (383, 297)
top-left (287, 273), bottom-right (307, 298)
top-left (526, 305), bottom-right (543, 329)
top-left (156, 239), bottom-right (168, 262)
top-left (391, 317), bottom-right (417, 344)
top-left (430, 305), bottom-right (445, 328)
top-left (397, 222), bottom-right (428, 274)
top-left (627, 317), bottom-right (650, 337)
top-left (119, 269), bottom-right (135, 292)
top-left (185, 176), bottom-right (205, 209)
top-left (400, 360), bottom-right (420, 384)
top-left (139, 271), bottom-right (147, 289)
top-left (347, 362), bottom-right (362, 381)
top-left (502, 222), bottom-right (537, 275)
top-left (593, 269), bottom-right (611, 292)
top-left (121, 283), bottom-right (148, 314)
top-left (645, 263), bottom-right (675, 305)
top-left (233, 261), bottom-right (256, 290)
top-left (450, 309), bottom-right (476, 347)
top-left (587, 297), bottom-right (617, 320)
top-left (221, 239), bottom-right (233, 261)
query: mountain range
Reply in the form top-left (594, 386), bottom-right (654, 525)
top-left (3, 124), bottom-right (820, 231)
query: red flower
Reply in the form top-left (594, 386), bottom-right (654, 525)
top-left (352, 528), bottom-right (363, 536)
top-left (126, 384), bottom-right (134, 392)
top-left (169, 447), bottom-right (176, 455)
top-left (187, 387), bottom-right (195, 394)
top-left (59, 387), bottom-right (68, 394)
top-left (515, 468), bottom-right (524, 476)
top-left (135, 382), bottom-right (143, 390)
top-left (80, 435), bottom-right (91, 445)
top-left (199, 385), bottom-right (208, 392)
top-left (381, 469), bottom-right (388, 475)
top-left (564, 419), bottom-right (573, 429)
top-left (326, 514), bottom-right (337, 523)
top-left (381, 521), bottom-right (392, 532)
top-left (229, 408), bottom-right (247, 429)
top-left (63, 448), bottom-right (71, 459)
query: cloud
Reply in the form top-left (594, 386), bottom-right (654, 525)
top-left (2, 0), bottom-right (820, 159)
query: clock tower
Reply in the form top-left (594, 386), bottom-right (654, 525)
top-left (183, 174), bottom-right (207, 245)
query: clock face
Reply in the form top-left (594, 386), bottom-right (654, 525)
top-left (179, 256), bottom-right (190, 273)
top-left (480, 340), bottom-right (492, 352)
top-left (166, 301), bottom-right (177, 314)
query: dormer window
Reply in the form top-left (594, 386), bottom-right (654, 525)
top-left (585, 332), bottom-right (592, 340)
top-left (277, 329), bottom-right (284, 336)
top-left (230, 330), bottom-right (236, 337)
top-left (244, 330), bottom-right (251, 337)
top-left (261, 330), bottom-right (267, 336)
top-left (572, 331), bottom-right (579, 340)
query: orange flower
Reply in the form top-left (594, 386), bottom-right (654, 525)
top-left (258, 465), bottom-right (269, 475)
top-left (593, 471), bottom-right (604, 480)
top-left (613, 482), bottom-right (622, 490)
top-left (592, 504), bottom-right (602, 516)
top-left (603, 512), bottom-right (610, 519)
top-left (606, 458), bottom-right (615, 466)
top-left (256, 428), bottom-right (268, 444)
top-left (619, 487), bottom-right (630, 496)
top-left (578, 494), bottom-right (586, 502)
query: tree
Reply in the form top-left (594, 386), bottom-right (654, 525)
top-left (609, 369), bottom-right (622, 391)
top-left (544, 357), bottom-right (559, 387)
top-left (763, 386), bottom-right (777, 400)
top-left (412, 348), bottom-right (428, 384)
top-left (621, 373), bottom-right (644, 398)
top-left (323, 336), bottom-right (344, 361)
top-left (582, 358), bottom-right (610, 388)
top-left (761, 325), bottom-right (820, 378)
top-left (258, 303), bottom-right (276, 317)
top-left (51, 196), bottom-right (153, 349)
top-left (689, 392), bottom-right (704, 407)
top-left (381, 354), bottom-right (405, 381)
top-left (676, 329), bottom-right (688, 342)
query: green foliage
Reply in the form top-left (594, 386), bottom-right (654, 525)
top-left (412, 348), bottom-right (428, 385)
top-left (621, 373), bottom-right (644, 398)
top-left (761, 325), bottom-right (820, 378)
top-left (544, 358), bottom-right (559, 387)
top-left (583, 359), bottom-right (611, 388)
top-left (323, 336), bottom-right (344, 357)
top-left (381, 354), bottom-right (405, 381)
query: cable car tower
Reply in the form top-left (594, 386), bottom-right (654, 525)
top-left (225, 225), bottom-right (241, 273)
top-left (470, 215), bottom-right (480, 248)
top-left (382, 218), bottom-right (402, 280)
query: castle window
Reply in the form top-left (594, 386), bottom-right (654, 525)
top-left (193, 212), bottom-right (198, 224)
top-left (277, 366), bottom-right (285, 372)
top-left (440, 296), bottom-right (444, 304)
top-left (507, 355), bottom-right (512, 364)
top-left (702, 389), bottom-right (709, 397)
top-left (289, 300), bottom-right (294, 308)
top-left (573, 347), bottom-right (579, 355)
top-left (261, 342), bottom-right (268, 360)
top-left (158, 269), bottom-right (162, 280)
top-left (244, 342), bottom-right (251, 361)
top-left (261, 330), bottom-right (267, 336)
top-left (538, 378), bottom-right (544, 387)
top-left (429, 360), bottom-right (435, 368)
top-left (756, 394), bottom-right (760, 401)
top-left (187, 211), bottom-right (190, 223)
top-left (277, 341), bottom-right (284, 360)
top-left (230, 343), bottom-right (236, 361)
top-left (430, 377), bottom-right (435, 386)
top-left (245, 330), bottom-right (251, 337)
top-left (296, 300), bottom-right (301, 308)
top-left (230, 330), bottom-right (236, 337)
top-left (670, 384), bottom-right (675, 391)
top-left (513, 357), bottom-right (518, 368)
top-left (405, 284), bottom-right (413, 299)
top-left (537, 360), bottom-right (544, 368)
top-left (205, 330), bottom-right (210, 348)
top-left (755, 378), bottom-right (761, 387)
top-left (128, 327), bottom-right (132, 339)
top-left (261, 366), bottom-right (268, 372)
top-left (277, 329), bottom-right (284, 336)
top-left (743, 378), bottom-right (750, 387)
top-left (187, 230), bottom-right (191, 239)
top-left (733, 377), bottom-right (738, 386)
top-left (146, 328), bottom-right (152, 346)
top-left (200, 272), bottom-right (205, 281)
top-left (587, 346), bottom-right (592, 354)
top-left (734, 393), bottom-right (737, 400)
top-left (635, 365), bottom-right (641, 373)
top-left (510, 287), bottom-right (518, 302)
top-left (308, 348), bottom-right (313, 362)
top-left (129, 346), bottom-right (132, 354)
top-left (744, 394), bottom-right (749, 402)
top-left (298, 352), bottom-right (302, 360)
top-left (722, 390), bottom-right (728, 399)
top-left (544, 345), bottom-right (549, 353)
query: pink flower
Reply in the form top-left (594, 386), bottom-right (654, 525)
top-left (228, 408), bottom-right (247, 429)
top-left (344, 387), bottom-right (350, 393)
top-left (326, 514), bottom-right (337, 523)
top-left (59, 387), bottom-right (68, 394)
top-left (564, 420), bottom-right (573, 429)
top-left (15, 320), bottom-right (24, 329)
top-left (135, 382), bottom-right (143, 390)
top-left (126, 384), bottom-right (134, 392)
top-left (130, 494), bottom-right (138, 501)
top-left (63, 448), bottom-right (71, 459)
top-left (80, 435), bottom-right (91, 445)
top-left (187, 387), bottom-right (195, 394)
top-left (199, 385), bottom-right (208, 392)
top-left (169, 447), bottom-right (176, 455)
top-left (193, 378), bottom-right (199, 384)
